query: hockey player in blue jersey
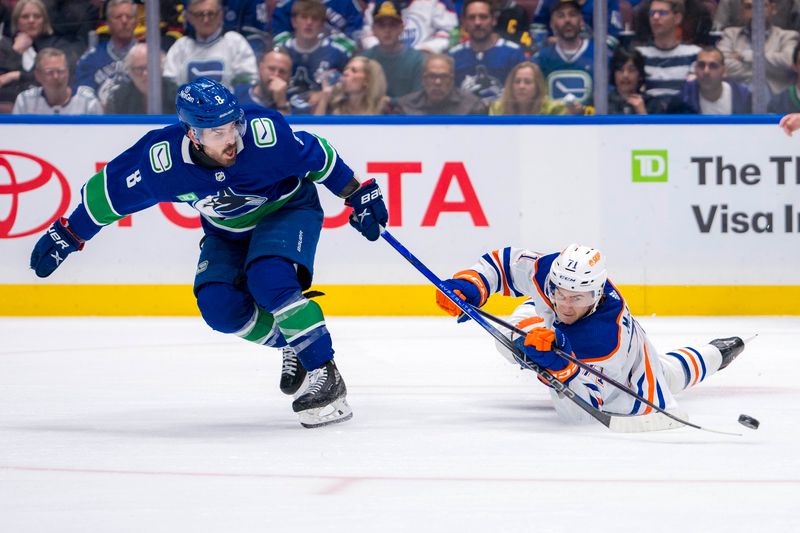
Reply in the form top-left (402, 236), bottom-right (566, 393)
top-left (435, 244), bottom-right (747, 424)
top-left (29, 77), bottom-right (388, 429)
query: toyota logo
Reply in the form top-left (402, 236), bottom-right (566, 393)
top-left (0, 150), bottom-right (71, 238)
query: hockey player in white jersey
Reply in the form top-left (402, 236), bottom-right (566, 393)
top-left (435, 244), bottom-right (746, 423)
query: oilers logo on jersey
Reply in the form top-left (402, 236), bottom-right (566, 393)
top-left (193, 188), bottom-right (268, 218)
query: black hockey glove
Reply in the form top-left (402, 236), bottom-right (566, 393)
top-left (30, 217), bottom-right (84, 277)
top-left (344, 179), bottom-right (388, 241)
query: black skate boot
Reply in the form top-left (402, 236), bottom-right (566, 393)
top-left (280, 346), bottom-right (307, 395)
top-left (292, 360), bottom-right (352, 428)
top-left (710, 337), bottom-right (745, 370)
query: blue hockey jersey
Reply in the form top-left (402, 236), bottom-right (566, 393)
top-left (534, 39), bottom-right (597, 105)
top-left (272, 0), bottom-right (364, 38)
top-left (450, 39), bottom-right (526, 103)
top-left (66, 106), bottom-right (355, 241)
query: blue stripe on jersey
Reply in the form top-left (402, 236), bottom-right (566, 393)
top-left (686, 346), bottom-right (707, 381)
top-left (643, 55), bottom-right (696, 69)
top-left (631, 374), bottom-right (645, 414)
top-left (585, 383), bottom-right (600, 408)
top-left (656, 382), bottom-right (665, 409)
top-left (482, 252), bottom-right (503, 293)
top-left (477, 272), bottom-right (490, 296)
top-left (502, 247), bottom-right (523, 297)
top-left (666, 351), bottom-right (691, 388)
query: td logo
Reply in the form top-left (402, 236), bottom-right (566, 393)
top-left (631, 150), bottom-right (668, 182)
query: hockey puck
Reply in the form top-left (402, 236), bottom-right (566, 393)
top-left (738, 414), bottom-right (760, 430)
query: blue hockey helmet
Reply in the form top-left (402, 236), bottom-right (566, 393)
top-left (176, 77), bottom-right (245, 134)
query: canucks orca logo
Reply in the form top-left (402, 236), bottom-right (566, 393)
top-left (461, 65), bottom-right (503, 102)
top-left (194, 188), bottom-right (267, 218)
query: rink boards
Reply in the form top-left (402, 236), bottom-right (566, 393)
top-left (1, 116), bottom-right (798, 315)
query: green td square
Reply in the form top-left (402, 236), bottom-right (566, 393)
top-left (631, 150), bottom-right (668, 182)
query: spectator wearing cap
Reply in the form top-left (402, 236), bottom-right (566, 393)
top-left (236, 47), bottom-right (294, 113)
top-left (534, 0), bottom-right (624, 47)
top-left (361, 0), bottom-right (425, 98)
top-left (13, 47), bottom-right (102, 114)
top-left (450, 0), bottom-right (526, 104)
top-left (163, 0), bottom-right (257, 89)
top-left (74, 0), bottom-right (137, 106)
top-left (395, 53), bottom-right (487, 114)
top-left (533, 0), bottom-right (601, 112)
top-left (361, 0), bottom-right (458, 54)
top-left (104, 42), bottom-right (178, 114)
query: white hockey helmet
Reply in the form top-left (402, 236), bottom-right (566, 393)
top-left (545, 244), bottom-right (608, 312)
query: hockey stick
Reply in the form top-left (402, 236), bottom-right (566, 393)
top-left (380, 230), bottom-right (707, 434)
top-left (467, 306), bottom-right (741, 436)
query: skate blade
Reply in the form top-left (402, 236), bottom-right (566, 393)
top-left (298, 397), bottom-right (353, 428)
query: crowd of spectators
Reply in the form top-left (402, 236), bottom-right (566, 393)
top-left (0, 0), bottom-right (798, 115)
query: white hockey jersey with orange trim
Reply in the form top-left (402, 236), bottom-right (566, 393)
top-left (454, 247), bottom-right (678, 423)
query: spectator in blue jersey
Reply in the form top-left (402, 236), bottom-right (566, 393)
top-left (608, 46), bottom-right (650, 114)
top-left (183, 0), bottom-right (270, 57)
top-left (395, 53), bottom-right (487, 114)
top-left (769, 41), bottom-right (800, 113)
top-left (636, 0), bottom-right (700, 113)
top-left (718, 0), bottom-right (800, 103)
top-left (489, 61), bottom-right (568, 114)
top-left (274, 0), bottom-right (353, 114)
top-left (676, 46), bottom-right (753, 113)
top-left (361, 0), bottom-right (459, 54)
top-left (315, 55), bottom-right (388, 114)
top-left (533, 0), bottom-right (598, 112)
top-left (163, 0), bottom-right (258, 89)
top-left (74, 0), bottom-right (137, 107)
top-left (236, 47), bottom-right (293, 113)
top-left (104, 43), bottom-right (178, 114)
top-left (450, 0), bottom-right (526, 104)
top-left (534, 0), bottom-right (624, 47)
top-left (13, 47), bottom-right (103, 114)
top-left (361, 0), bottom-right (425, 99)
top-left (29, 77), bottom-right (389, 429)
top-left (272, 0), bottom-right (364, 41)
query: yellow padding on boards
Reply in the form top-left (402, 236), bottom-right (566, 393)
top-left (1, 284), bottom-right (799, 316)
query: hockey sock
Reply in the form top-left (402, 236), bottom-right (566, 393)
top-left (272, 294), bottom-right (333, 371)
top-left (234, 304), bottom-right (287, 347)
top-left (662, 344), bottom-right (722, 393)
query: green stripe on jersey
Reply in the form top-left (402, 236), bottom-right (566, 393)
top-left (274, 298), bottom-right (326, 342)
top-left (305, 135), bottom-right (336, 183)
top-left (239, 307), bottom-right (276, 344)
top-left (83, 167), bottom-right (124, 225)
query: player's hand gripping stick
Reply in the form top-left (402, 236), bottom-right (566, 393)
top-left (344, 179), bottom-right (388, 242)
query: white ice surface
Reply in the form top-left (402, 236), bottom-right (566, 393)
top-left (1, 316), bottom-right (799, 533)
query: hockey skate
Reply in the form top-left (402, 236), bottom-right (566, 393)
top-left (292, 360), bottom-right (352, 428)
top-left (280, 346), bottom-right (307, 395)
top-left (710, 336), bottom-right (745, 369)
